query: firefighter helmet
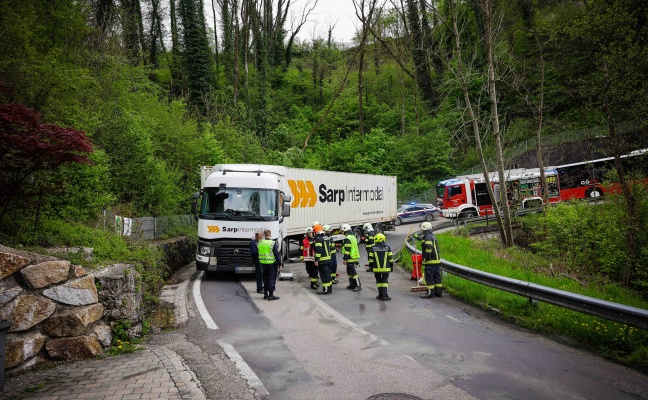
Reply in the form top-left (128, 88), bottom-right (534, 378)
top-left (420, 221), bottom-right (433, 230)
top-left (312, 221), bottom-right (320, 227)
top-left (363, 223), bottom-right (374, 231)
top-left (374, 233), bottom-right (386, 243)
top-left (340, 224), bottom-right (352, 232)
top-left (323, 224), bottom-right (332, 232)
top-left (313, 224), bottom-right (324, 234)
top-left (305, 227), bottom-right (313, 234)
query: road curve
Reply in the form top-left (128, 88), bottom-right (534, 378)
top-left (198, 222), bottom-right (648, 399)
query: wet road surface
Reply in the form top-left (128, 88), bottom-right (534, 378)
top-left (199, 221), bottom-right (648, 399)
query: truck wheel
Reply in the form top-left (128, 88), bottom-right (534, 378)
top-left (375, 223), bottom-right (384, 233)
top-left (460, 211), bottom-right (477, 219)
top-left (425, 214), bottom-right (434, 222)
top-left (587, 188), bottom-right (603, 198)
top-left (282, 238), bottom-right (290, 260)
top-left (395, 217), bottom-right (402, 226)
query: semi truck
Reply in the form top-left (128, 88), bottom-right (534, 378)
top-left (191, 164), bottom-right (398, 274)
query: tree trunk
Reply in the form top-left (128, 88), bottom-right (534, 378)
top-left (483, 0), bottom-right (513, 247)
top-left (405, 0), bottom-right (437, 110)
top-left (211, 0), bottom-right (220, 72)
top-left (449, 0), bottom-right (506, 244)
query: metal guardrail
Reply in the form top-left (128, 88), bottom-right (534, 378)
top-left (404, 232), bottom-right (648, 330)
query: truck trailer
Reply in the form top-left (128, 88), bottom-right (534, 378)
top-left (191, 164), bottom-right (397, 274)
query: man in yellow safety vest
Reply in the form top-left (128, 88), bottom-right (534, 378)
top-left (258, 229), bottom-right (283, 301)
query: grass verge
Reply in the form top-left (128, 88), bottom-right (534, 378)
top-left (399, 233), bottom-right (648, 367)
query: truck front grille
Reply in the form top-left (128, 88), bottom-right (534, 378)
top-left (217, 247), bottom-right (252, 266)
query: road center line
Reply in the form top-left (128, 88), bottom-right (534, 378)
top-left (192, 271), bottom-right (219, 330)
top-left (302, 288), bottom-right (388, 346)
top-left (216, 341), bottom-right (270, 397)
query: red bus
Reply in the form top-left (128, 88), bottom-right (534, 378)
top-left (554, 149), bottom-right (648, 201)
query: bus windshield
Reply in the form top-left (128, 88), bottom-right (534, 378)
top-left (201, 188), bottom-right (278, 221)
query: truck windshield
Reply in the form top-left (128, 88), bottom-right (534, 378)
top-left (436, 185), bottom-right (446, 199)
top-left (201, 188), bottom-right (278, 221)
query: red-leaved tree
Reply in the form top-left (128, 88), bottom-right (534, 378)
top-left (0, 102), bottom-right (94, 221)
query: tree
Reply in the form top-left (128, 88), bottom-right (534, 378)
top-left (179, 0), bottom-right (216, 116)
top-left (353, 0), bottom-right (380, 136)
top-left (482, 0), bottom-right (514, 247)
top-left (0, 102), bottom-right (93, 222)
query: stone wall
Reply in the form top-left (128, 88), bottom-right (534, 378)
top-left (0, 246), bottom-right (105, 374)
top-left (0, 237), bottom-right (192, 374)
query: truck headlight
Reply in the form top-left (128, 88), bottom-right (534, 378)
top-left (198, 245), bottom-right (210, 255)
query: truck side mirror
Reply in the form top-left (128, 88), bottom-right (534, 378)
top-left (191, 192), bottom-right (200, 219)
top-left (282, 203), bottom-right (291, 217)
top-left (283, 195), bottom-right (292, 203)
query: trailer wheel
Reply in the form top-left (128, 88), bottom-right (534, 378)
top-left (353, 227), bottom-right (363, 243)
top-left (375, 223), bottom-right (384, 233)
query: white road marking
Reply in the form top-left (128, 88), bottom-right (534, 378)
top-left (446, 315), bottom-right (463, 323)
top-left (302, 288), bottom-right (388, 346)
top-left (192, 271), bottom-right (219, 330)
top-left (403, 354), bottom-right (416, 362)
top-left (217, 341), bottom-right (270, 397)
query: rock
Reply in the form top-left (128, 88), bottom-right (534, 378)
top-left (0, 253), bottom-right (30, 280)
top-left (72, 265), bottom-right (87, 278)
top-left (92, 321), bottom-right (112, 348)
top-left (42, 275), bottom-right (98, 306)
top-left (46, 335), bottom-right (102, 360)
top-left (42, 303), bottom-right (104, 337)
top-left (95, 264), bottom-right (141, 323)
top-left (126, 322), bottom-right (142, 338)
top-left (0, 298), bottom-right (17, 321)
top-left (21, 260), bottom-right (70, 289)
top-left (9, 295), bottom-right (56, 332)
top-left (5, 332), bottom-right (47, 368)
top-left (0, 287), bottom-right (22, 306)
top-left (5, 355), bottom-right (48, 376)
top-left (0, 274), bottom-right (20, 291)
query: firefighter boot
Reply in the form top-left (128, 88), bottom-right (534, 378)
top-left (434, 287), bottom-right (443, 298)
top-left (310, 281), bottom-right (318, 290)
top-left (382, 289), bottom-right (391, 301)
top-left (353, 277), bottom-right (362, 292)
top-left (376, 287), bottom-right (383, 300)
top-left (318, 286), bottom-right (331, 295)
top-left (420, 289), bottom-right (435, 299)
top-left (346, 278), bottom-right (355, 290)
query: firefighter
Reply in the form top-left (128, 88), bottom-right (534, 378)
top-left (313, 224), bottom-right (333, 295)
top-left (362, 223), bottom-right (375, 272)
top-left (324, 224), bottom-right (339, 284)
top-left (258, 229), bottom-right (283, 301)
top-left (341, 224), bottom-right (361, 291)
top-left (300, 227), bottom-right (318, 289)
top-left (368, 233), bottom-right (393, 301)
top-left (416, 221), bottom-right (442, 299)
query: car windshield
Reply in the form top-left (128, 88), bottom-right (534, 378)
top-left (397, 205), bottom-right (408, 213)
top-left (201, 187), bottom-right (278, 221)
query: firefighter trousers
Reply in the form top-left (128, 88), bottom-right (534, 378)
top-left (305, 261), bottom-right (318, 283)
top-left (424, 263), bottom-right (443, 296)
top-left (346, 262), bottom-right (361, 288)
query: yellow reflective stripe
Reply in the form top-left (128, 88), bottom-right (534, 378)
top-left (373, 268), bottom-right (390, 273)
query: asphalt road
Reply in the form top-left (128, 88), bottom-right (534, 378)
top-left (198, 219), bottom-right (648, 400)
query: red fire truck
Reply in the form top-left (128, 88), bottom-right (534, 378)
top-left (436, 169), bottom-right (559, 218)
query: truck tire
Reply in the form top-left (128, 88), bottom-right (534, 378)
top-left (282, 238), bottom-right (289, 261)
top-left (375, 223), bottom-right (384, 233)
top-left (459, 210), bottom-right (477, 219)
top-left (586, 188), bottom-right (603, 198)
